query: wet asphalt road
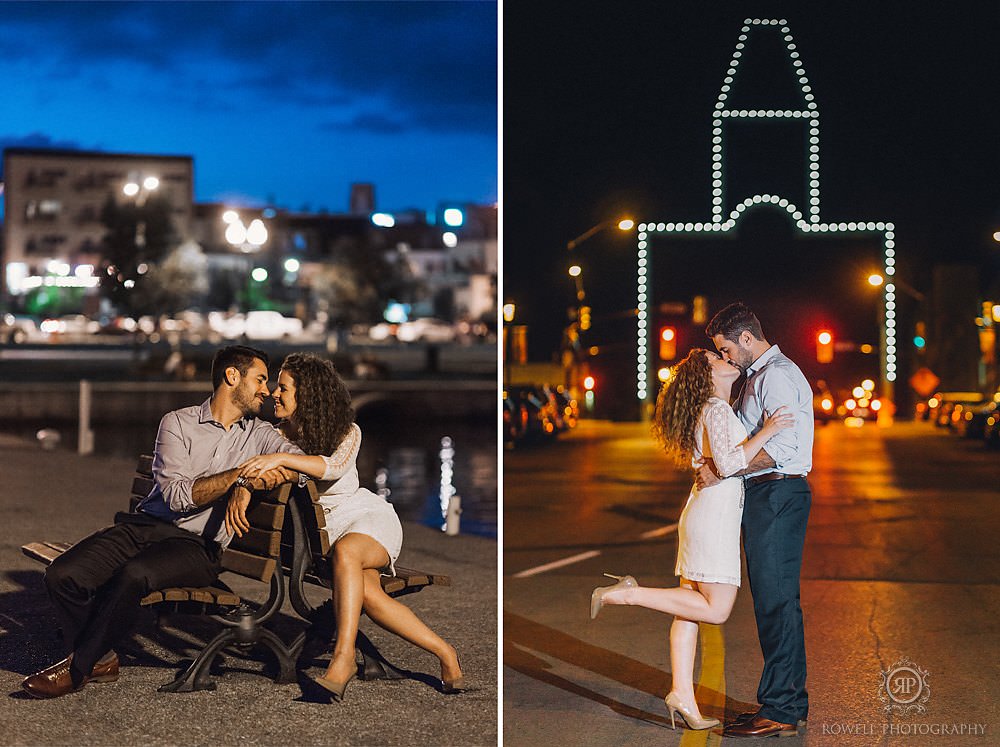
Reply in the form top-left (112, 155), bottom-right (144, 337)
top-left (503, 419), bottom-right (1000, 746)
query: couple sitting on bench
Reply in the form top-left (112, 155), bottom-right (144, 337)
top-left (23, 345), bottom-right (465, 700)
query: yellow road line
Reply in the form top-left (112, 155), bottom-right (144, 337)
top-left (680, 623), bottom-right (726, 747)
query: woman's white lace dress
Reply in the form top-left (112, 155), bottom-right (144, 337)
top-left (316, 423), bottom-right (403, 573)
top-left (675, 397), bottom-right (749, 586)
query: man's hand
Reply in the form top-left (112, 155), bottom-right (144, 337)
top-left (225, 486), bottom-right (252, 538)
top-left (239, 453), bottom-right (289, 479)
top-left (250, 466), bottom-right (296, 491)
top-left (695, 458), bottom-right (722, 491)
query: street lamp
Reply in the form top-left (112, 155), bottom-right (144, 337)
top-left (566, 217), bottom-right (635, 251)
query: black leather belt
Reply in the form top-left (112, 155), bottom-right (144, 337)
top-left (745, 472), bottom-right (806, 487)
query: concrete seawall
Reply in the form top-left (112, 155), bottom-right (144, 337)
top-left (0, 380), bottom-right (497, 423)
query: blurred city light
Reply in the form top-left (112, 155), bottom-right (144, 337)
top-left (251, 267), bottom-right (268, 282)
top-left (222, 209), bottom-right (240, 224)
top-left (993, 231), bottom-right (1000, 242)
top-left (868, 273), bottom-right (884, 286)
top-left (568, 265), bottom-right (582, 277)
top-left (853, 386), bottom-right (865, 398)
top-left (225, 221), bottom-right (247, 245)
top-left (502, 303), bottom-right (516, 323)
top-left (283, 258), bottom-right (300, 273)
top-left (246, 219), bottom-right (268, 246)
top-left (443, 208), bottom-right (464, 227)
top-left (74, 264), bottom-right (94, 278)
top-left (122, 182), bottom-right (140, 197)
top-left (443, 231), bottom-right (458, 248)
top-left (914, 335), bottom-right (926, 349)
top-left (618, 218), bottom-right (635, 231)
top-left (136, 263), bottom-right (148, 275)
top-left (817, 331), bottom-right (832, 344)
top-left (371, 212), bottom-right (396, 228)
top-left (47, 260), bottom-right (71, 276)
top-left (862, 379), bottom-right (875, 391)
top-left (142, 176), bottom-right (160, 191)
top-left (583, 376), bottom-right (595, 390)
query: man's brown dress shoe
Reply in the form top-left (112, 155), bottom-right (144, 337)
top-left (723, 714), bottom-right (798, 738)
top-left (22, 654), bottom-right (119, 699)
top-left (732, 710), bottom-right (807, 728)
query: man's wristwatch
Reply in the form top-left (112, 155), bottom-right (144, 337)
top-left (234, 475), bottom-right (251, 490)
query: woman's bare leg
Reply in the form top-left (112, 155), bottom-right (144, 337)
top-left (601, 578), bottom-right (738, 625)
top-left (322, 533), bottom-right (390, 683)
top-left (361, 568), bottom-right (462, 682)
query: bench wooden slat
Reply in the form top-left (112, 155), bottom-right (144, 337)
top-left (220, 549), bottom-right (275, 582)
top-left (141, 590), bottom-right (165, 605)
top-left (137, 454), bottom-right (154, 476)
top-left (228, 526), bottom-right (281, 557)
top-left (131, 476), bottom-right (154, 500)
top-left (246, 501), bottom-right (284, 530)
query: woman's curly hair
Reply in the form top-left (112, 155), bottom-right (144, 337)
top-left (651, 348), bottom-right (714, 466)
top-left (279, 353), bottom-right (354, 456)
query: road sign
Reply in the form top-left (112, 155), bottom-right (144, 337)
top-left (909, 367), bottom-right (940, 398)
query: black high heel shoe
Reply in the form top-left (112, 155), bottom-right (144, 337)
top-left (590, 573), bottom-right (638, 619)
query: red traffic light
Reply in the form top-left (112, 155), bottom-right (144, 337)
top-left (816, 330), bottom-right (833, 363)
top-left (659, 326), bottom-right (677, 360)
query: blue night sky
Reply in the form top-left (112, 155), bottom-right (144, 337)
top-left (0, 1), bottom-right (497, 213)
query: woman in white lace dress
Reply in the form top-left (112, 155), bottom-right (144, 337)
top-left (590, 348), bottom-right (792, 730)
top-left (230, 354), bottom-right (464, 701)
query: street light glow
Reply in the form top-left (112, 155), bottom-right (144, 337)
top-left (502, 303), bottom-right (515, 323)
top-left (568, 265), bottom-right (582, 277)
top-left (122, 182), bottom-right (140, 197)
top-left (618, 219), bottom-right (635, 231)
top-left (993, 231), bottom-right (1000, 242)
top-left (862, 379), bottom-right (875, 391)
top-left (817, 331), bottom-right (832, 345)
top-left (284, 258), bottom-right (300, 273)
top-left (246, 219), bottom-right (268, 246)
top-left (371, 212), bottom-right (395, 228)
top-left (443, 208), bottom-right (464, 227)
top-left (442, 231), bottom-right (458, 248)
top-left (868, 273), bottom-right (884, 286)
top-left (251, 267), bottom-right (268, 282)
top-left (143, 176), bottom-right (159, 191)
top-left (222, 210), bottom-right (240, 224)
top-left (225, 220), bottom-right (247, 245)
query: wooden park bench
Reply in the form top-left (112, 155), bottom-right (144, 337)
top-left (22, 454), bottom-right (451, 692)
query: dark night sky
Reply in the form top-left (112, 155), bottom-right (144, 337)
top-left (503, 3), bottom-right (1000, 364)
top-left (0, 1), bottom-right (497, 213)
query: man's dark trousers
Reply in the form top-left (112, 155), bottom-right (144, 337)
top-left (44, 512), bottom-right (221, 684)
top-left (741, 477), bottom-right (811, 724)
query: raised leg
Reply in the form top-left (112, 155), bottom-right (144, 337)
top-left (600, 577), bottom-right (738, 626)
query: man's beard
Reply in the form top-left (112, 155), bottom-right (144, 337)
top-left (233, 386), bottom-right (262, 417)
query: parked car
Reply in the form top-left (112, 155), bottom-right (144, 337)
top-left (244, 310), bottom-right (303, 340)
top-left (955, 400), bottom-right (998, 439)
top-left (504, 384), bottom-right (563, 445)
top-left (397, 318), bottom-right (456, 344)
top-left (1, 313), bottom-right (40, 344)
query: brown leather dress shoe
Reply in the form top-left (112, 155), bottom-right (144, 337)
top-left (723, 714), bottom-right (798, 738)
top-left (22, 654), bottom-right (119, 699)
top-left (730, 710), bottom-right (807, 729)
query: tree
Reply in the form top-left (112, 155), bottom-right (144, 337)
top-left (99, 194), bottom-right (177, 314)
top-left (140, 241), bottom-right (209, 314)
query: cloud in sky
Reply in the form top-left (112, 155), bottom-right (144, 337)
top-left (0, 1), bottom-right (497, 210)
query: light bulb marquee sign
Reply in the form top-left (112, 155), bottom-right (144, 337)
top-left (635, 18), bottom-right (896, 404)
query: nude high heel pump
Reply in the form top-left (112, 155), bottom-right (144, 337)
top-left (664, 692), bottom-right (720, 730)
top-left (590, 573), bottom-right (637, 619)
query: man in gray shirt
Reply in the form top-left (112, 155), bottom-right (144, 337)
top-left (23, 345), bottom-right (301, 698)
top-left (697, 302), bottom-right (813, 738)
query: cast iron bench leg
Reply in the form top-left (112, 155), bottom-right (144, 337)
top-left (356, 630), bottom-right (408, 681)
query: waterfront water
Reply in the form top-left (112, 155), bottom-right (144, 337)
top-left (0, 414), bottom-right (497, 538)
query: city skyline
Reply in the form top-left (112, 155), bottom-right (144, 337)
top-left (0, 1), bottom-right (497, 213)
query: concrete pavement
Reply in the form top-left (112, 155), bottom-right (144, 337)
top-left (1, 433), bottom-right (497, 746)
top-left (504, 420), bottom-right (1000, 746)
